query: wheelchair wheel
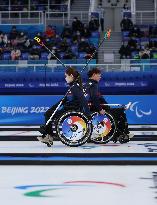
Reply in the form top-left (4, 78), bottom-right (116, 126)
top-left (119, 134), bottom-right (130, 144)
top-left (56, 111), bottom-right (92, 147)
top-left (91, 111), bottom-right (116, 144)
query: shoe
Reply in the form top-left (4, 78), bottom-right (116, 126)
top-left (37, 136), bottom-right (45, 143)
top-left (128, 133), bottom-right (134, 139)
top-left (46, 134), bottom-right (53, 144)
top-left (119, 134), bottom-right (130, 144)
top-left (37, 135), bottom-right (53, 144)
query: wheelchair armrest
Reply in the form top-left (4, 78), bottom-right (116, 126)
top-left (88, 103), bottom-right (123, 107)
top-left (88, 102), bottom-right (131, 110)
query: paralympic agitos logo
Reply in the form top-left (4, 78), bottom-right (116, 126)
top-left (130, 101), bottom-right (152, 118)
top-left (15, 180), bottom-right (125, 198)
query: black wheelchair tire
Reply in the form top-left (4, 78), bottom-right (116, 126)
top-left (91, 111), bottom-right (117, 144)
top-left (56, 111), bottom-right (92, 147)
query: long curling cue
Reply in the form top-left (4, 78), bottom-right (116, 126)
top-left (34, 38), bottom-right (69, 70)
top-left (34, 29), bottom-right (112, 126)
top-left (34, 29), bottom-right (111, 72)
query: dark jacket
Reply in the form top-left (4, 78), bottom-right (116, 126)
top-left (64, 82), bottom-right (91, 116)
top-left (85, 79), bottom-right (108, 112)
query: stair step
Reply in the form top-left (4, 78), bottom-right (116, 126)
top-left (98, 30), bottom-right (122, 63)
top-left (71, 0), bottom-right (90, 12)
top-left (135, 0), bottom-right (155, 24)
top-left (136, 1), bottom-right (154, 10)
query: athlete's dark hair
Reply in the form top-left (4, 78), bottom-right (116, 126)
top-left (65, 67), bottom-right (83, 88)
top-left (87, 68), bottom-right (101, 78)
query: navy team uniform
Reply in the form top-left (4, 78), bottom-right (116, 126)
top-left (86, 79), bottom-right (108, 112)
top-left (86, 79), bottom-right (130, 139)
top-left (44, 81), bottom-right (91, 135)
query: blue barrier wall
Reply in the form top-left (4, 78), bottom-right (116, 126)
top-left (0, 71), bottom-right (156, 94)
top-left (0, 95), bottom-right (156, 125)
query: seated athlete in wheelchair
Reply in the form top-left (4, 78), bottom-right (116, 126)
top-left (37, 67), bottom-right (92, 147)
top-left (85, 68), bottom-right (134, 144)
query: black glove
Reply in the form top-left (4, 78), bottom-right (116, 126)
top-left (86, 114), bottom-right (92, 121)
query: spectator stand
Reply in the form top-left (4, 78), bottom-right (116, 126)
top-left (0, 21), bottom-right (99, 62)
top-left (0, 0), bottom-right (69, 12)
top-left (120, 24), bottom-right (157, 63)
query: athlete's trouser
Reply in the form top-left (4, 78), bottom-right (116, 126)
top-left (44, 103), bottom-right (65, 135)
top-left (109, 107), bottom-right (129, 135)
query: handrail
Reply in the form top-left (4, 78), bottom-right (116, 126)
top-left (133, 10), bottom-right (157, 24)
top-left (0, 3), bottom-right (68, 6)
top-left (0, 3), bottom-right (68, 9)
top-left (0, 10), bottom-right (44, 13)
top-left (0, 10), bottom-right (91, 25)
top-left (135, 10), bottom-right (156, 13)
top-left (45, 11), bottom-right (89, 25)
top-left (131, 0), bottom-right (136, 24)
top-left (155, 0), bottom-right (157, 23)
top-left (0, 63), bottom-right (156, 66)
top-left (0, 63), bottom-right (156, 70)
top-left (67, 0), bottom-right (71, 24)
top-left (0, 10), bottom-right (44, 24)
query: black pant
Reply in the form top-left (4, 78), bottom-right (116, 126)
top-left (109, 107), bottom-right (129, 135)
top-left (44, 103), bottom-right (65, 135)
top-left (100, 18), bottom-right (104, 32)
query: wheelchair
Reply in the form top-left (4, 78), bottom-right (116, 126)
top-left (90, 102), bottom-right (131, 144)
top-left (39, 107), bottom-right (92, 147)
top-left (41, 102), bottom-right (131, 147)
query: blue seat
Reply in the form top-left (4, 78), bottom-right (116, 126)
top-left (140, 37), bottom-right (149, 45)
top-left (122, 37), bottom-right (130, 42)
top-left (78, 52), bottom-right (86, 59)
top-left (41, 52), bottom-right (49, 60)
top-left (123, 11), bottom-right (131, 18)
top-left (150, 38), bottom-right (157, 42)
top-left (141, 37), bottom-right (149, 41)
top-left (66, 38), bottom-right (72, 45)
top-left (71, 45), bottom-right (78, 53)
top-left (132, 37), bottom-right (140, 43)
top-left (122, 31), bottom-right (130, 37)
top-left (3, 52), bottom-right (11, 60)
top-left (91, 12), bottom-right (99, 18)
top-left (89, 38), bottom-right (99, 48)
top-left (60, 5), bottom-right (68, 12)
top-left (150, 51), bottom-right (157, 59)
top-left (37, 5), bottom-right (45, 11)
top-left (131, 51), bottom-right (139, 59)
top-left (21, 52), bottom-right (29, 60)
top-left (60, 52), bottom-right (65, 59)
top-left (91, 31), bottom-right (100, 38)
